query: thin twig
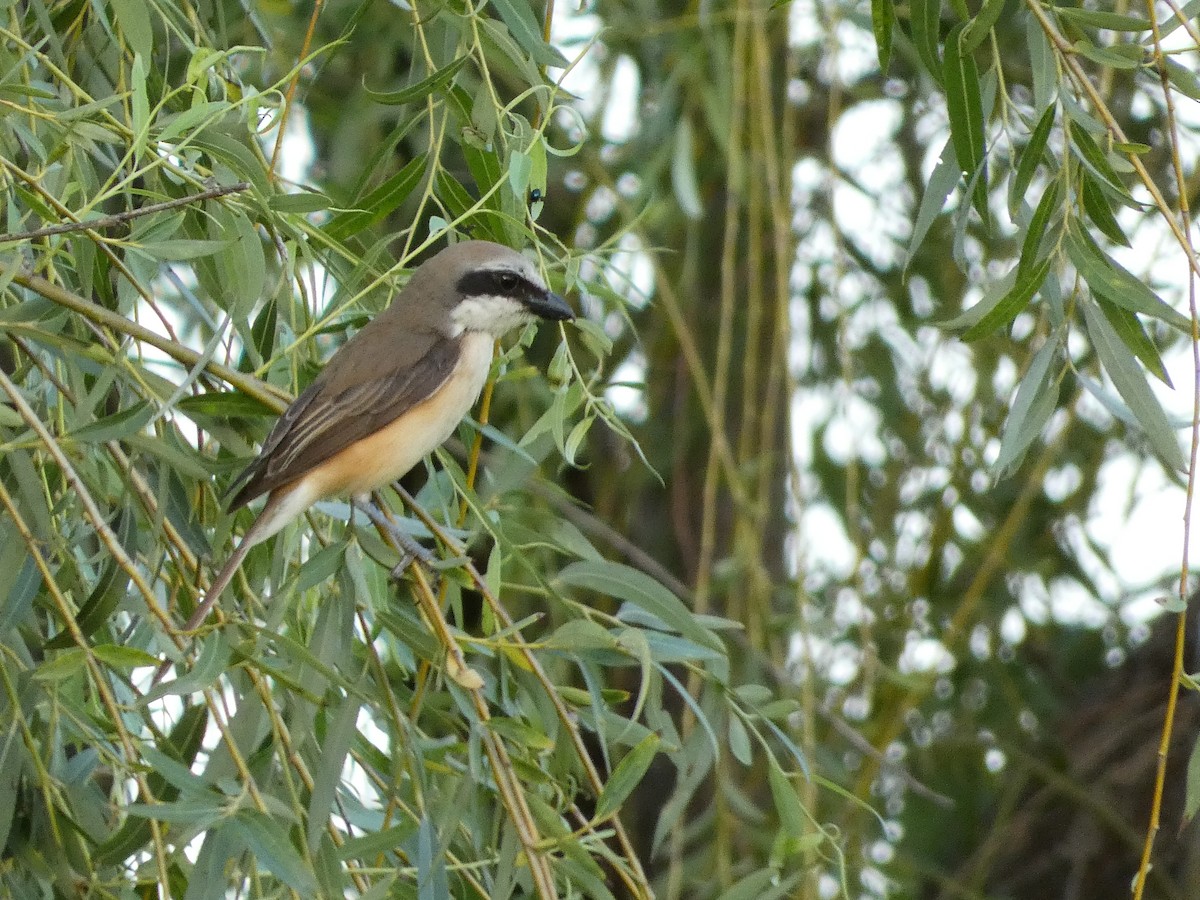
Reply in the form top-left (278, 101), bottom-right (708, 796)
top-left (1131, 1), bottom-right (1198, 895)
top-left (0, 182), bottom-right (251, 243)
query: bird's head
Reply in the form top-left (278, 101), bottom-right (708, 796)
top-left (414, 240), bottom-right (573, 338)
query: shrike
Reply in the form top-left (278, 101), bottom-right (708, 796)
top-left (171, 240), bottom-right (572, 641)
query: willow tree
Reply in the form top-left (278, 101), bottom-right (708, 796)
top-left (4, 0), bottom-right (1200, 898)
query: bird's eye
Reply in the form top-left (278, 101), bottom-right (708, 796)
top-left (496, 272), bottom-right (519, 292)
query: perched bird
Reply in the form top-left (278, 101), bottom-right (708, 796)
top-left (169, 240), bottom-right (572, 645)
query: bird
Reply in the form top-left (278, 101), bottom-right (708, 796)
top-left (166, 239), bottom-right (573, 653)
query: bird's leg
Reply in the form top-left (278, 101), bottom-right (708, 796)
top-left (354, 497), bottom-right (471, 579)
top-left (353, 497), bottom-right (435, 578)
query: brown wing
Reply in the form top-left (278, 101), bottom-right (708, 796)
top-left (227, 332), bottom-right (463, 508)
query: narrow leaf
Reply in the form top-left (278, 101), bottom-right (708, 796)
top-left (943, 25), bottom-right (987, 217)
top-left (111, 0), bottom-right (153, 67)
top-left (1055, 7), bottom-right (1151, 31)
top-left (961, 0), bottom-right (1006, 53)
top-left (1097, 298), bottom-right (1172, 386)
top-left (595, 733), bottom-right (660, 820)
top-left (871, 0), bottom-right (894, 72)
top-left (672, 117), bottom-right (704, 220)
top-left (1009, 104), bottom-right (1055, 217)
top-left (909, 0), bottom-right (943, 83)
top-left (1065, 224), bottom-right (1190, 332)
top-left (325, 154), bottom-right (426, 241)
top-left (490, 0), bottom-right (569, 67)
top-left (1017, 179), bottom-right (1062, 279)
top-left (728, 715), bottom-right (753, 766)
top-left (962, 256), bottom-right (1052, 340)
top-left (1185, 735), bottom-right (1200, 826)
top-left (905, 139), bottom-right (959, 272)
top-left (1081, 299), bottom-right (1184, 470)
top-left (363, 56), bottom-right (471, 106)
top-left (557, 560), bottom-right (725, 653)
top-left (268, 191), bottom-right (332, 214)
top-left (1080, 174), bottom-right (1129, 246)
top-left (1164, 57), bottom-right (1200, 101)
top-left (1069, 124), bottom-right (1132, 200)
top-left (995, 336), bottom-right (1059, 474)
top-left (1072, 39), bottom-right (1143, 70)
top-left (767, 757), bottom-right (806, 838)
top-left (229, 811), bottom-right (318, 895)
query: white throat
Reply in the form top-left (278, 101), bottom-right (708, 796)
top-left (450, 294), bottom-right (533, 338)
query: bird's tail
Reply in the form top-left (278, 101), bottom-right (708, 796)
top-left (150, 493), bottom-right (283, 685)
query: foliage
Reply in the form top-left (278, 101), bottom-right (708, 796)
top-left (0, 1), bottom-right (813, 897)
top-left (5, 0), bottom-right (1200, 897)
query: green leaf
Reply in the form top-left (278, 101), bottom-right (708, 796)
top-left (189, 132), bottom-right (274, 194)
top-left (156, 100), bottom-right (232, 145)
top-left (295, 542), bottom-right (348, 594)
top-left (227, 209), bottom-right (266, 310)
top-left (111, 0), bottom-right (153, 66)
top-left (563, 415), bottom-right (593, 465)
top-left (268, 191), bottom-right (333, 214)
top-left (728, 715), bottom-right (753, 766)
top-left (129, 52), bottom-right (150, 141)
top-left (33, 648), bottom-right (87, 681)
top-left (251, 296), bottom-right (278, 363)
top-left (718, 870), bottom-right (804, 900)
top-left (507, 149), bottom-right (533, 200)
top-left (1009, 104), bottom-right (1055, 217)
top-left (488, 717), bottom-right (557, 753)
top-left (1072, 39), bottom-right (1143, 70)
top-left (363, 55), bottom-right (471, 106)
top-left (962, 256), bottom-right (1052, 340)
top-left (1185, 734), bottom-right (1200, 826)
top-left (489, 0), bottom-right (569, 68)
top-left (1054, 7), bottom-right (1151, 31)
top-left (1017, 179), bottom-right (1062, 278)
top-left (325, 154), bottom-right (427, 241)
top-left (961, 0), bottom-right (1006, 53)
top-left (176, 391), bottom-right (277, 418)
top-left (557, 559), bottom-right (725, 654)
top-left (1068, 123), bottom-right (1131, 200)
top-left (871, 0), bottom-right (894, 72)
top-left (1164, 57), bottom-right (1200, 101)
top-left (1080, 174), bottom-right (1129, 246)
top-left (306, 695), bottom-right (361, 849)
top-left (767, 757), bottom-right (806, 838)
top-left (1064, 224), bottom-right (1190, 332)
top-left (594, 733), bottom-right (660, 821)
top-left (1097, 298), bottom-right (1172, 386)
top-left (546, 619), bottom-right (620, 652)
top-left (69, 400), bottom-right (154, 444)
top-left (93, 644), bottom-right (159, 670)
top-left (672, 117), bottom-right (704, 220)
top-left (905, 139), bottom-right (960, 272)
top-left (228, 811), bottom-right (318, 896)
top-left (1081, 298), bottom-right (1184, 470)
top-left (943, 24), bottom-right (987, 218)
top-left (336, 824), bottom-right (419, 861)
top-left (1027, 15), bottom-right (1056, 110)
top-left (137, 238), bottom-right (230, 261)
top-left (477, 19), bottom-right (545, 91)
top-left (45, 509), bottom-right (136, 648)
top-left (995, 336), bottom-right (1060, 474)
top-left (909, 0), bottom-right (943, 83)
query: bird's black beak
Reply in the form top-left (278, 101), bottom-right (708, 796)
top-left (527, 290), bottom-right (574, 321)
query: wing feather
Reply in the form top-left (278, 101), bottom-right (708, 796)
top-left (228, 334), bottom-right (462, 508)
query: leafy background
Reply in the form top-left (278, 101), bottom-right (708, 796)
top-left (3, 0), bottom-right (1200, 898)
